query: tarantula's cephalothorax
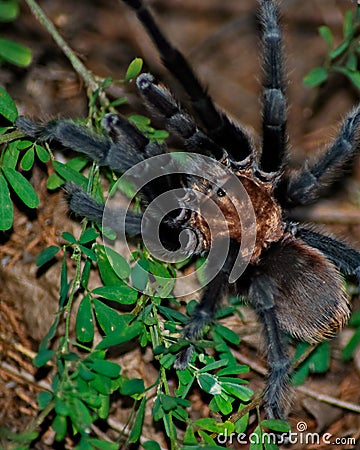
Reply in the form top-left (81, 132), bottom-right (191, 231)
top-left (16, 0), bottom-right (360, 419)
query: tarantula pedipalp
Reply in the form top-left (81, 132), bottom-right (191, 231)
top-left (16, 0), bottom-right (360, 420)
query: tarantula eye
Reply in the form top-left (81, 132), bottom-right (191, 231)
top-left (216, 188), bottom-right (226, 197)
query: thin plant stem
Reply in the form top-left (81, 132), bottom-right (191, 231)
top-left (23, 0), bottom-right (100, 93)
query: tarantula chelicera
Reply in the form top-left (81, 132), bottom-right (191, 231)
top-left (16, 0), bottom-right (360, 419)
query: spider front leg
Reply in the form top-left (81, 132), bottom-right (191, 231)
top-left (136, 73), bottom-right (225, 160)
top-left (259, 0), bottom-right (288, 174)
top-left (249, 274), bottom-right (291, 419)
top-left (174, 240), bottom-right (238, 369)
top-left (122, 0), bottom-right (253, 161)
top-left (15, 114), bottom-right (165, 173)
top-left (174, 267), bottom-right (229, 369)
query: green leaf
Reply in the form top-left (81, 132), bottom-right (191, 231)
top-left (87, 439), bottom-right (118, 450)
top-left (87, 359), bottom-right (120, 379)
top-left (103, 246), bottom-right (131, 279)
top-left (37, 391), bottom-right (53, 409)
top-left (292, 342), bottom-right (330, 385)
top-left (92, 299), bottom-right (128, 334)
top-left (52, 160), bottom-right (88, 189)
top-left (92, 284), bottom-right (138, 304)
top-left (0, 174), bottom-right (13, 230)
top-left (76, 295), bottom-right (94, 343)
top-left (128, 397), bottom-right (146, 443)
top-left (343, 10), bottom-right (354, 39)
top-left (96, 244), bottom-right (123, 285)
top-left (249, 426), bottom-right (263, 450)
top-left (342, 327), bottom-right (360, 361)
top-left (3, 141), bottom-right (19, 168)
top-left (34, 349), bottom-right (55, 368)
top-left (330, 41), bottom-right (349, 60)
top-left (303, 67), bottom-right (328, 86)
top-left (79, 227), bottom-right (99, 244)
top-left (261, 419), bottom-right (290, 433)
top-left (68, 397), bottom-right (93, 431)
top-left (0, 38), bottom-right (32, 67)
top-left (0, 86), bottom-right (18, 122)
top-left (143, 441), bottom-right (161, 450)
top-left (96, 321), bottom-right (142, 350)
top-left (131, 260), bottom-right (149, 291)
top-left (234, 406), bottom-right (249, 434)
top-left (125, 57), bottom-right (143, 82)
top-left (3, 167), bottom-right (39, 208)
top-left (47, 157), bottom-right (88, 190)
top-left (221, 382), bottom-right (253, 401)
top-left (0, 1), bottom-right (19, 22)
top-left (197, 373), bottom-right (222, 395)
top-left (35, 144), bottom-right (50, 163)
top-left (52, 414), bottom-right (67, 441)
top-left (62, 231), bottom-right (77, 244)
top-left (214, 324), bottom-right (240, 344)
top-left (198, 359), bottom-right (228, 373)
top-left (214, 394), bottom-right (232, 415)
top-left (20, 147), bottom-right (35, 171)
top-left (36, 245), bottom-right (60, 267)
top-left (217, 365), bottom-right (249, 376)
top-left (319, 26), bottom-right (333, 50)
top-left (89, 372), bottom-right (113, 395)
top-left (120, 378), bottom-right (145, 396)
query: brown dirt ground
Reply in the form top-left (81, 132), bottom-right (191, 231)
top-left (1, 0), bottom-right (360, 448)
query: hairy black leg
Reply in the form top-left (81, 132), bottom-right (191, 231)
top-left (259, 0), bottom-right (287, 173)
top-left (121, 0), bottom-right (253, 162)
top-left (249, 275), bottom-right (291, 419)
top-left (292, 224), bottom-right (360, 278)
top-left (16, 115), bottom-right (165, 172)
top-left (137, 73), bottom-right (225, 160)
top-left (65, 183), bottom-right (142, 236)
top-left (282, 105), bottom-right (360, 206)
top-left (174, 241), bottom-right (238, 369)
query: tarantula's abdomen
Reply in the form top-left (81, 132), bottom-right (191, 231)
top-left (259, 237), bottom-right (350, 342)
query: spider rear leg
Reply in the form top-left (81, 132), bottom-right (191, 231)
top-left (294, 224), bottom-right (360, 279)
top-left (249, 274), bottom-right (291, 419)
top-left (121, 0), bottom-right (253, 162)
top-left (282, 105), bottom-right (360, 206)
top-left (259, 0), bottom-right (288, 173)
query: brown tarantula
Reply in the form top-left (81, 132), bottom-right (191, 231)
top-left (16, 0), bottom-right (360, 419)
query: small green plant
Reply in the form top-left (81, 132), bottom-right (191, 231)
top-left (304, 3), bottom-right (360, 89)
top-left (0, 0), bottom-right (32, 67)
top-left (0, 87), bottom-right (42, 230)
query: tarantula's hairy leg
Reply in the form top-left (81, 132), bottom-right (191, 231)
top-left (294, 225), bottom-right (360, 279)
top-left (283, 105), bottom-right (360, 206)
top-left (121, 0), bottom-right (253, 162)
top-left (15, 114), bottom-right (165, 172)
top-left (259, 0), bottom-right (287, 173)
top-left (249, 275), bottom-right (290, 419)
top-left (65, 183), bottom-right (142, 236)
top-left (137, 73), bottom-right (225, 160)
top-left (174, 267), bottom-right (229, 369)
top-left (174, 240), bottom-right (238, 369)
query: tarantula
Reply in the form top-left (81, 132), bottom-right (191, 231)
top-left (16, 0), bottom-right (360, 420)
